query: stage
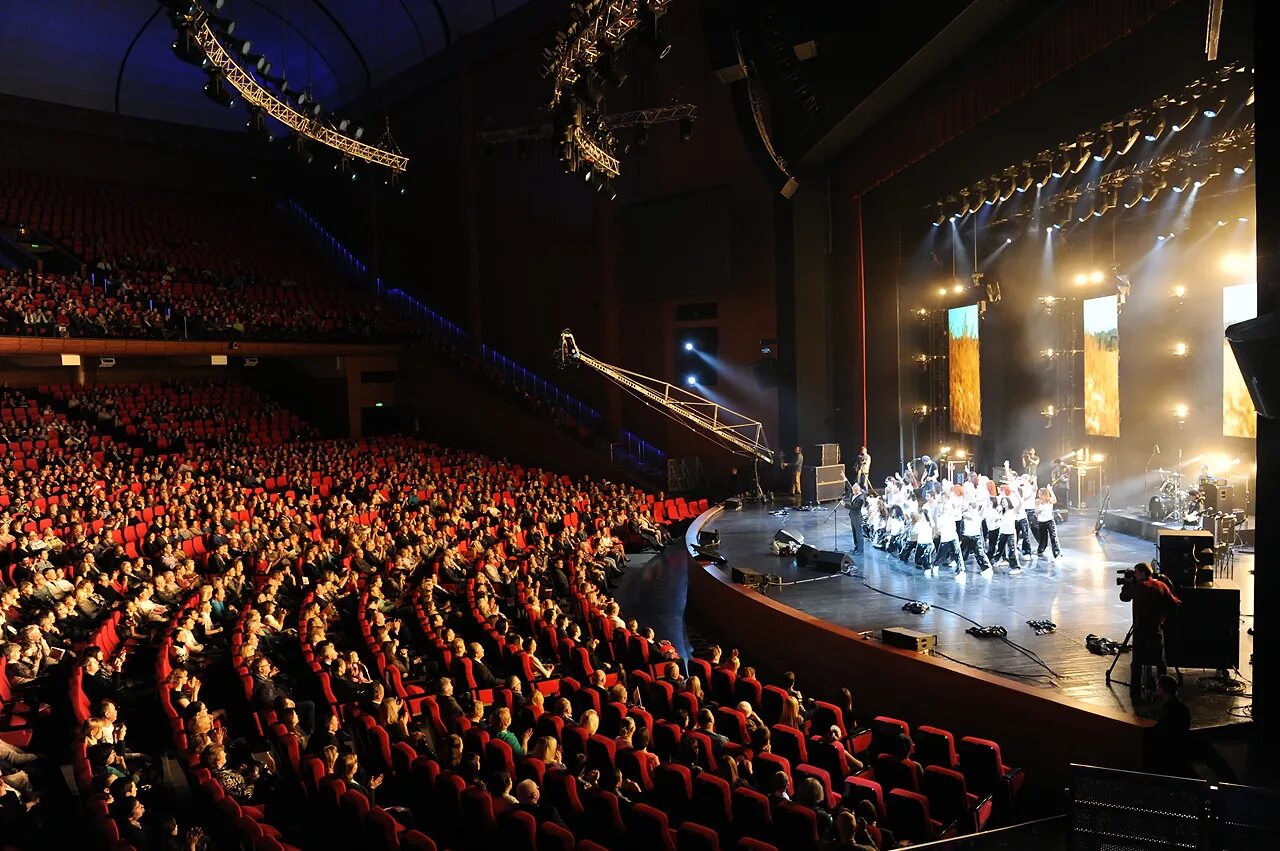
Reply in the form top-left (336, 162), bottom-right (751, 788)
top-left (699, 500), bottom-right (1253, 730)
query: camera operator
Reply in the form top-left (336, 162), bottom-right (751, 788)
top-left (1119, 562), bottom-right (1181, 698)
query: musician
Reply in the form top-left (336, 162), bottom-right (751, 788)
top-left (1049, 456), bottom-right (1073, 492)
top-left (782, 446), bottom-right (804, 498)
top-left (918, 454), bottom-right (940, 497)
top-left (1034, 487), bottom-right (1062, 560)
top-left (846, 484), bottom-right (866, 555)
top-left (853, 446), bottom-right (872, 490)
top-left (1022, 448), bottom-right (1040, 481)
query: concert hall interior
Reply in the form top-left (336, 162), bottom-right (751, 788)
top-left (0, 0), bottom-right (1275, 849)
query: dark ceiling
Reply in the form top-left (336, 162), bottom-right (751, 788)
top-left (0, 0), bottom-right (533, 131)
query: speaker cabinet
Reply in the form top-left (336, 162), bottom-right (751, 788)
top-left (1157, 529), bottom-right (1215, 588)
top-left (811, 444), bottom-right (841, 466)
top-left (802, 463), bottom-right (846, 503)
top-left (811, 550), bottom-right (853, 574)
top-left (796, 544), bottom-right (818, 566)
top-left (1165, 587), bottom-right (1240, 669)
top-left (1201, 482), bottom-right (1234, 514)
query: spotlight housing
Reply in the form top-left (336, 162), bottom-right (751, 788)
top-left (1169, 100), bottom-right (1197, 132)
top-left (203, 70), bottom-right (236, 107)
top-left (1142, 109), bottom-right (1166, 142)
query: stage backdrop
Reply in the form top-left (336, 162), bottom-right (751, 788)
top-left (1223, 282), bottom-right (1257, 438)
top-left (1083, 294), bottom-right (1120, 438)
top-left (948, 303), bottom-right (981, 435)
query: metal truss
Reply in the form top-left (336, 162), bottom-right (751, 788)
top-left (193, 22), bottom-right (408, 172)
top-left (558, 330), bottom-right (773, 464)
top-left (477, 103), bottom-right (697, 145)
top-left (543, 1), bottom-right (673, 108)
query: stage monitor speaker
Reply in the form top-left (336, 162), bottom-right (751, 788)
top-left (731, 566), bottom-right (764, 585)
top-left (697, 529), bottom-right (720, 547)
top-left (1165, 586), bottom-right (1240, 669)
top-left (775, 529), bottom-right (804, 546)
top-left (811, 443), bottom-right (841, 466)
top-left (1158, 529), bottom-right (1215, 588)
top-left (802, 463), bottom-right (846, 503)
top-left (811, 550), bottom-right (852, 574)
top-left (882, 626), bottom-right (938, 653)
top-left (796, 544), bottom-right (818, 566)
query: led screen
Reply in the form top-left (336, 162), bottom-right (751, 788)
top-left (948, 303), bottom-right (981, 435)
top-left (1083, 294), bottom-right (1120, 438)
top-left (1223, 282), bottom-right (1257, 438)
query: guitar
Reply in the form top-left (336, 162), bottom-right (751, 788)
top-left (1094, 486), bottom-right (1111, 535)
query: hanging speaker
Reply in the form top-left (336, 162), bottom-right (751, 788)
top-left (753, 358), bottom-right (778, 390)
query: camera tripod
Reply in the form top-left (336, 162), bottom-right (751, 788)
top-left (1105, 625), bottom-right (1183, 693)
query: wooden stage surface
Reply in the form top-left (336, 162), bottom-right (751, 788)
top-left (698, 500), bottom-right (1253, 730)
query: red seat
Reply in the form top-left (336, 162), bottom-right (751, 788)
top-left (874, 753), bottom-right (923, 794)
top-left (693, 771), bottom-right (733, 832)
top-left (496, 808), bottom-right (537, 851)
top-left (628, 802), bottom-right (677, 851)
top-left (586, 733), bottom-right (617, 773)
top-left (887, 787), bottom-right (957, 844)
top-left (653, 762), bottom-right (694, 821)
top-left (460, 787), bottom-right (498, 848)
top-left (770, 724), bottom-right (808, 767)
top-left (398, 830), bottom-right (437, 851)
top-left (536, 821), bottom-right (576, 851)
top-left (678, 821), bottom-right (721, 851)
top-left (542, 769), bottom-right (585, 820)
top-left (795, 763), bottom-right (840, 810)
top-left (871, 716), bottom-right (911, 756)
top-left (843, 774), bottom-right (886, 819)
top-left (364, 807), bottom-right (401, 851)
top-left (923, 764), bottom-right (993, 834)
top-left (915, 725), bottom-right (959, 770)
top-left (774, 800), bottom-right (821, 851)
top-left (732, 787), bottom-right (774, 841)
top-left (957, 736), bottom-right (1024, 823)
top-left (616, 747), bottom-right (654, 793)
top-left (583, 789), bottom-right (627, 846)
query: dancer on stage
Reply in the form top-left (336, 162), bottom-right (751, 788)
top-left (932, 492), bottom-right (962, 573)
top-left (1017, 475), bottom-right (1038, 557)
top-left (1035, 486), bottom-right (1062, 560)
top-left (958, 485), bottom-right (992, 572)
top-left (900, 511), bottom-right (933, 568)
top-left (995, 494), bottom-right (1023, 570)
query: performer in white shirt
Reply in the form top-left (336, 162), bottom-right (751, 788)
top-left (958, 487), bottom-right (992, 572)
top-left (995, 495), bottom-right (1023, 570)
top-left (1034, 487), bottom-right (1062, 559)
top-left (932, 494), bottom-right (962, 573)
top-left (1017, 477), bottom-right (1038, 556)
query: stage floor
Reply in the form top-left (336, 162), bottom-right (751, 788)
top-left (705, 501), bottom-right (1254, 729)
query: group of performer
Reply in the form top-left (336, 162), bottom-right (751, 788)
top-left (844, 458), bottom-right (1063, 574)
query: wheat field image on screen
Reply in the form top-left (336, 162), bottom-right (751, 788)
top-left (949, 304), bottom-right (981, 435)
top-left (1083, 295), bottom-right (1119, 438)
top-left (1224, 283), bottom-right (1257, 438)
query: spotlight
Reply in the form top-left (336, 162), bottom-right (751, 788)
top-left (203, 70), bottom-right (236, 107)
top-left (1169, 100), bottom-right (1197, 132)
top-left (1050, 148), bottom-right (1072, 179)
top-left (686, 374), bottom-right (697, 386)
top-left (1171, 284), bottom-right (1187, 299)
top-left (635, 124), bottom-right (649, 146)
top-left (245, 107), bottom-right (272, 142)
top-left (1114, 119), bottom-right (1141, 155)
top-left (1169, 168), bottom-right (1191, 193)
top-left (684, 341), bottom-right (695, 352)
top-left (679, 117), bottom-right (694, 140)
top-left (1034, 155), bottom-right (1053, 188)
top-left (937, 287), bottom-right (948, 297)
top-left (981, 179), bottom-right (1000, 206)
top-left (1202, 95), bottom-right (1226, 117)
top-left (639, 5), bottom-right (672, 59)
top-left (1089, 270), bottom-right (1105, 283)
top-left (1071, 136), bottom-right (1092, 173)
top-left (1015, 162), bottom-right (1034, 193)
top-left (932, 203), bottom-right (946, 227)
top-left (1098, 186), bottom-right (1118, 214)
top-left (998, 170), bottom-right (1017, 202)
top-left (1141, 171), bottom-right (1167, 203)
top-left (1172, 342), bottom-right (1188, 357)
top-left (955, 449), bottom-right (968, 460)
top-left (1121, 177), bottom-right (1143, 208)
top-left (290, 133), bottom-right (313, 165)
top-left (1073, 273), bottom-right (1089, 286)
top-left (244, 52), bottom-right (269, 72)
top-left (1246, 87), bottom-right (1255, 106)
top-left (1092, 453), bottom-right (1106, 463)
top-left (1093, 128), bottom-right (1114, 161)
top-left (171, 28), bottom-right (205, 66)
top-left (222, 35), bottom-right (252, 56)
top-left (1142, 109), bottom-right (1166, 142)
top-left (1228, 149), bottom-right (1253, 175)
top-left (1173, 403), bottom-right (1189, 420)
top-left (952, 283), bottom-right (965, 295)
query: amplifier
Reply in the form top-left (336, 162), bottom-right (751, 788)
top-left (1158, 529), bottom-right (1215, 588)
top-left (811, 443), bottom-right (841, 466)
top-left (1201, 482), bottom-right (1235, 514)
top-left (802, 463), bottom-right (846, 503)
top-left (882, 626), bottom-right (938, 653)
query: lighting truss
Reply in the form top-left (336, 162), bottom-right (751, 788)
top-left (929, 62), bottom-right (1250, 221)
top-left (542, 0), bottom-right (678, 180)
top-left (476, 103), bottom-right (697, 145)
top-left (186, 15), bottom-right (407, 173)
top-left (557, 329), bottom-right (774, 465)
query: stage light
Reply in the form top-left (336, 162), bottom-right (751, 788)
top-left (1090, 270), bottom-right (1105, 283)
top-left (1171, 284), bottom-right (1187, 298)
top-left (686, 374), bottom-right (697, 386)
top-left (1071, 135), bottom-right (1092, 173)
top-left (1034, 155), bottom-right (1053, 188)
top-left (171, 28), bottom-right (205, 66)
top-left (684, 341), bottom-right (695, 352)
top-left (1114, 119), bottom-right (1141, 155)
top-left (1015, 162), bottom-right (1034, 192)
top-left (1220, 252), bottom-right (1254, 276)
top-left (203, 70), bottom-right (236, 107)
top-left (1202, 95), bottom-right (1226, 117)
top-left (1142, 109), bottom-right (1166, 142)
top-left (1238, 216), bottom-right (1249, 223)
top-left (1172, 342), bottom-right (1188, 357)
top-left (1041, 404), bottom-right (1056, 418)
top-left (1169, 100), bottom-right (1197, 132)
top-left (1040, 348), bottom-right (1056, 359)
top-left (1141, 172), bottom-right (1167, 203)
top-left (952, 283), bottom-right (965, 294)
top-left (1246, 87), bottom-right (1255, 106)
top-left (1228, 149), bottom-right (1253, 174)
top-left (939, 445), bottom-right (952, 456)
top-left (679, 117), bottom-right (694, 140)
top-left (937, 287), bottom-right (948, 296)
top-left (1121, 177), bottom-right (1143, 209)
top-left (913, 404), bottom-right (930, 417)
top-left (1092, 453), bottom-right (1105, 463)
top-left (1218, 219), bottom-right (1228, 226)
top-left (1173, 403), bottom-right (1189, 420)
top-left (245, 107), bottom-right (273, 142)
top-left (1073, 273), bottom-right (1089, 286)
top-left (955, 449), bottom-right (967, 460)
top-left (1005, 237), bottom-right (1012, 244)
top-left (1093, 127), bottom-right (1114, 161)
top-left (1050, 149), bottom-right (1071, 179)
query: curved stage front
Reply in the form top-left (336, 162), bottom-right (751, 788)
top-left (682, 501), bottom-right (1253, 792)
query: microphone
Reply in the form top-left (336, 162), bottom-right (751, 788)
top-left (1154, 444), bottom-right (1161, 454)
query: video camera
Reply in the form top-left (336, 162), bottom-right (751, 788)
top-left (1116, 567), bottom-right (1135, 587)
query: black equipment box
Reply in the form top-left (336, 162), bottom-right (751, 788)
top-left (1158, 529), bottom-right (1215, 588)
top-left (1165, 587), bottom-right (1240, 669)
top-left (811, 443), bottom-right (841, 466)
top-left (882, 626), bottom-right (938, 653)
top-left (802, 463), bottom-right (846, 503)
top-left (1201, 482), bottom-right (1235, 514)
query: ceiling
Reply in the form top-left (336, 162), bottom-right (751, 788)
top-left (0, 0), bottom-right (533, 131)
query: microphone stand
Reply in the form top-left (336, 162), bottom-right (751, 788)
top-left (1145, 445), bottom-right (1160, 498)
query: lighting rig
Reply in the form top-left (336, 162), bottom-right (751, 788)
top-left (164, 1), bottom-right (408, 180)
top-left (542, 1), bottom-right (679, 185)
top-left (929, 63), bottom-right (1252, 228)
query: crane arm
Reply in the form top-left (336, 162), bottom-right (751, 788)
top-left (558, 329), bottom-right (774, 465)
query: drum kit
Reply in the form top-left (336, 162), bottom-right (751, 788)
top-left (1146, 469), bottom-right (1204, 526)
